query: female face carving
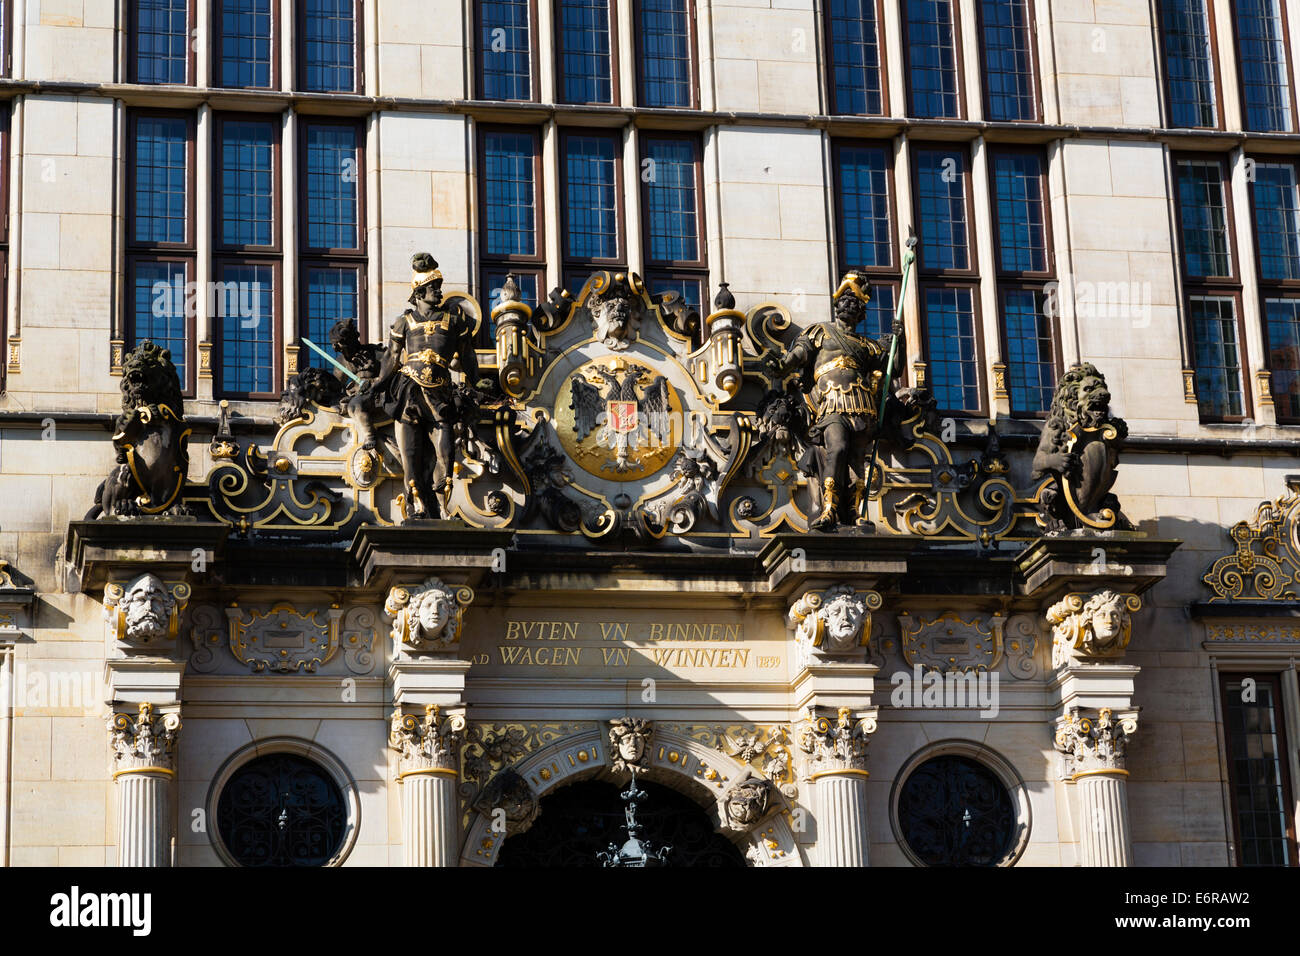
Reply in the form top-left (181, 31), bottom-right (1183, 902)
top-left (417, 592), bottom-right (452, 637)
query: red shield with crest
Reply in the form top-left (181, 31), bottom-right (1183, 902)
top-left (607, 400), bottom-right (638, 434)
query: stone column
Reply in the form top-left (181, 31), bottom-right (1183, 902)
top-left (1055, 707), bottom-right (1137, 867)
top-left (108, 702), bottom-right (181, 867)
top-left (796, 706), bottom-right (877, 867)
top-left (1047, 589), bottom-right (1143, 867)
top-left (389, 705), bottom-right (465, 867)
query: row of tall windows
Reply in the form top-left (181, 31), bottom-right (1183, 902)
top-left (127, 111), bottom-right (365, 399)
top-left (1173, 154), bottom-right (1300, 420)
top-left (478, 127), bottom-right (706, 344)
top-left (1157, 0), bottom-right (1296, 132)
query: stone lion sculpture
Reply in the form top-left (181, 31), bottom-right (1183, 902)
top-left (88, 341), bottom-right (191, 517)
top-left (788, 584), bottom-right (881, 658)
top-left (1031, 362), bottom-right (1131, 532)
top-left (385, 578), bottom-right (473, 650)
top-left (1047, 589), bottom-right (1140, 668)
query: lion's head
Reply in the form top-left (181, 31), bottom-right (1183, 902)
top-left (120, 341), bottom-right (184, 418)
top-left (1043, 362), bottom-right (1113, 450)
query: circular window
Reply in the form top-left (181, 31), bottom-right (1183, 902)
top-left (896, 753), bottom-right (1020, 867)
top-left (216, 753), bottom-right (347, 867)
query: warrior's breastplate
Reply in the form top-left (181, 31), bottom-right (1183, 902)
top-left (400, 312), bottom-right (460, 388)
top-left (809, 325), bottom-right (882, 419)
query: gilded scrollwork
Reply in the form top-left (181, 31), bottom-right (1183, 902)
top-left (1203, 479), bottom-right (1300, 602)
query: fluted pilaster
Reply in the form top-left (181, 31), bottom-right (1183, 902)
top-left (115, 771), bottom-right (172, 867)
top-left (1075, 770), bottom-right (1133, 867)
top-left (814, 772), bottom-right (870, 867)
top-left (399, 770), bottom-right (460, 867)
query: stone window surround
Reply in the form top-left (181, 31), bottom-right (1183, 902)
top-left (206, 735), bottom-right (361, 868)
top-left (887, 737), bottom-right (1033, 868)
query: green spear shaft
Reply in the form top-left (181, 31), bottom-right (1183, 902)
top-left (862, 229), bottom-right (919, 518)
top-left (301, 337), bottom-right (361, 384)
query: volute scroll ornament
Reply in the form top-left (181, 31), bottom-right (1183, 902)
top-left (386, 577), bottom-right (474, 651)
top-left (1047, 589), bottom-right (1140, 668)
top-left (796, 706), bottom-right (877, 780)
top-left (108, 702), bottom-right (182, 774)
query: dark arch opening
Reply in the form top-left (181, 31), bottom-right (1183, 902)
top-left (216, 753), bottom-right (346, 867)
top-left (496, 778), bottom-right (747, 867)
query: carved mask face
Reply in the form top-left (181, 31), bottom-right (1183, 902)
top-left (600, 298), bottom-right (633, 338)
top-left (616, 732), bottom-right (645, 763)
top-left (1078, 378), bottom-right (1110, 415)
top-left (824, 597), bottom-right (865, 643)
top-left (1090, 604), bottom-right (1123, 642)
top-left (833, 294), bottom-right (865, 329)
top-left (417, 593), bottom-right (452, 638)
top-left (124, 577), bottom-right (171, 642)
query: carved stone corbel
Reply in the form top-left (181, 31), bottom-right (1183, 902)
top-left (788, 585), bottom-right (882, 663)
top-left (103, 574), bottom-right (190, 651)
top-left (1047, 589), bottom-right (1140, 668)
top-left (385, 577), bottom-right (474, 654)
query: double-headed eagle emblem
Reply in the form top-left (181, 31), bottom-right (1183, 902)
top-left (569, 359), bottom-right (673, 473)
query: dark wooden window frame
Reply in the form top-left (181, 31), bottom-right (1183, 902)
top-left (477, 124), bottom-right (546, 269)
top-left (633, 0), bottom-right (701, 110)
top-left (900, 0), bottom-right (967, 120)
top-left (1230, 0), bottom-right (1299, 134)
top-left (559, 127), bottom-right (626, 274)
top-left (0, 0), bottom-right (13, 78)
top-left (974, 0), bottom-right (1042, 123)
top-left (831, 136), bottom-right (899, 277)
top-left (212, 0), bottom-right (280, 90)
top-left (911, 141), bottom-right (979, 279)
top-left (212, 255), bottom-right (283, 401)
top-left (1218, 670), bottom-right (1299, 866)
top-left (295, 0), bottom-right (364, 94)
top-left (0, 106), bottom-right (10, 391)
top-left (994, 281), bottom-right (1060, 419)
top-left (553, 0), bottom-right (620, 106)
top-left (297, 116), bottom-right (366, 257)
top-left (1173, 150), bottom-right (1251, 422)
top-left (298, 258), bottom-right (367, 348)
top-left (474, 0), bottom-right (542, 103)
top-left (822, 0), bottom-right (891, 117)
top-left (128, 0), bottom-right (197, 85)
top-left (1154, 0), bottom-right (1226, 131)
top-left (126, 108), bottom-right (198, 396)
top-left (1247, 153), bottom-right (1300, 422)
top-left (919, 278), bottom-right (986, 416)
top-left (639, 130), bottom-right (707, 270)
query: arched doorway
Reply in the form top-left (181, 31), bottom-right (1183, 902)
top-left (496, 778), bottom-right (746, 867)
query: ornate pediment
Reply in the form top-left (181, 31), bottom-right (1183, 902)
top-left (1203, 478), bottom-right (1300, 602)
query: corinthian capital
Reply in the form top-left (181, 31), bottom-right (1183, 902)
top-left (389, 704), bottom-right (466, 776)
top-left (795, 705), bottom-right (877, 779)
top-left (108, 702), bottom-right (181, 775)
top-left (1055, 706), bottom-right (1138, 780)
top-left (1047, 589), bottom-right (1140, 668)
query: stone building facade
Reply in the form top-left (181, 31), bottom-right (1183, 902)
top-left (0, 0), bottom-right (1298, 866)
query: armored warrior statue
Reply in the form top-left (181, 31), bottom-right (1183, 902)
top-left (369, 253), bottom-right (480, 519)
top-left (765, 271), bottom-right (902, 531)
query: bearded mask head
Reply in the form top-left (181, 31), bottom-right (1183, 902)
top-left (118, 574), bottom-right (177, 645)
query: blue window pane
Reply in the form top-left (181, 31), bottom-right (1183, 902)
top-left (1159, 0), bottom-right (1218, 127)
top-left (136, 0), bottom-right (189, 84)
top-left (218, 0), bottom-right (274, 89)
top-left (906, 0), bottom-right (959, 118)
top-left (648, 276), bottom-right (702, 312)
top-left (1254, 164), bottom-right (1300, 281)
top-left (925, 286), bottom-right (979, 410)
top-left (836, 144), bottom-right (892, 269)
top-left (1266, 298), bottom-right (1300, 418)
top-left (483, 131), bottom-right (537, 257)
top-left (640, 0), bottom-right (693, 108)
top-left (134, 116), bottom-right (188, 245)
top-left (480, 0), bottom-right (532, 100)
top-left (132, 260), bottom-right (189, 384)
top-left (1189, 295), bottom-right (1242, 417)
top-left (304, 267), bottom-right (359, 369)
top-left (558, 0), bottom-right (612, 104)
top-left (981, 0), bottom-right (1035, 121)
top-left (992, 152), bottom-right (1046, 273)
top-left (219, 263), bottom-right (276, 394)
top-left (1176, 159), bottom-right (1231, 278)
top-left (303, 0), bottom-right (356, 92)
top-left (829, 0), bottom-right (883, 115)
top-left (564, 135), bottom-right (619, 260)
top-left (1235, 0), bottom-right (1293, 132)
top-left (1003, 288), bottom-right (1055, 414)
top-left (220, 120), bottom-right (276, 248)
top-left (859, 284), bottom-right (895, 339)
top-left (484, 271), bottom-right (538, 339)
top-left (916, 149), bottom-right (969, 270)
top-left (305, 124), bottom-right (358, 251)
top-left (645, 138), bottom-right (698, 263)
